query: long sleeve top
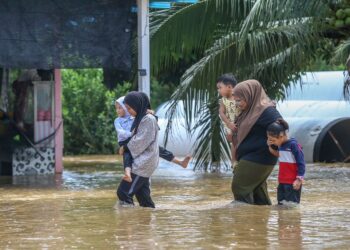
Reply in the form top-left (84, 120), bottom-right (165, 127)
top-left (237, 106), bottom-right (282, 165)
top-left (278, 138), bottom-right (306, 184)
top-left (127, 114), bottom-right (159, 177)
top-left (114, 116), bottom-right (134, 142)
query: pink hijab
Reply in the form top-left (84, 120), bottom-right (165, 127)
top-left (233, 79), bottom-right (275, 148)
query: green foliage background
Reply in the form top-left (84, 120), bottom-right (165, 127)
top-left (61, 69), bottom-right (176, 155)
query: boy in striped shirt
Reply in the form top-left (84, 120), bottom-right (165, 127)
top-left (267, 119), bottom-right (305, 205)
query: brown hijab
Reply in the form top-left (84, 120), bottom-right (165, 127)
top-left (233, 79), bottom-right (275, 148)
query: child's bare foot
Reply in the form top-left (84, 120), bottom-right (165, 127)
top-left (122, 174), bottom-right (132, 182)
top-left (180, 156), bottom-right (191, 168)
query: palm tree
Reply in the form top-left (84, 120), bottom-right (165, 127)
top-left (150, 0), bottom-right (350, 171)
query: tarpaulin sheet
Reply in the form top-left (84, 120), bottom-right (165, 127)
top-left (0, 0), bottom-right (135, 70)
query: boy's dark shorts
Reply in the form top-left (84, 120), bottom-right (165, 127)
top-left (277, 183), bottom-right (302, 204)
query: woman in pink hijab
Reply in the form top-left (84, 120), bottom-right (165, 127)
top-left (232, 80), bottom-right (282, 205)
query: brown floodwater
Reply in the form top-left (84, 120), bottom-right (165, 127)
top-left (0, 155), bottom-right (349, 249)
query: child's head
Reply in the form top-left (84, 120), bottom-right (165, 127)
top-left (115, 96), bottom-right (130, 118)
top-left (216, 73), bottom-right (237, 98)
top-left (266, 118), bottom-right (289, 146)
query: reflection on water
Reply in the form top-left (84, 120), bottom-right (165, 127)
top-left (0, 156), bottom-right (350, 249)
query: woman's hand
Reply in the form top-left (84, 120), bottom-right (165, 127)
top-left (147, 109), bottom-right (155, 115)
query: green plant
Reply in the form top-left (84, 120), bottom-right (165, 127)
top-left (62, 69), bottom-right (131, 155)
top-left (61, 69), bottom-right (176, 155)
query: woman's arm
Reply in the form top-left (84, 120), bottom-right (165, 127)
top-left (259, 106), bottom-right (283, 127)
top-left (127, 115), bottom-right (157, 158)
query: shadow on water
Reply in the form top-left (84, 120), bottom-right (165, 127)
top-left (0, 156), bottom-right (350, 249)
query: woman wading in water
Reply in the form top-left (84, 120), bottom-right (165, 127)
top-left (232, 80), bottom-right (283, 205)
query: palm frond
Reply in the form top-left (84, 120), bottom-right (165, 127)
top-left (163, 19), bottom-right (323, 166)
top-left (150, 0), bottom-right (254, 74)
top-left (344, 70), bottom-right (350, 101)
top-left (238, 0), bottom-right (330, 52)
top-left (250, 42), bottom-right (321, 99)
top-left (191, 96), bottom-right (231, 171)
top-left (332, 38), bottom-right (350, 64)
top-left (171, 20), bottom-right (321, 105)
top-left (153, 0), bottom-right (340, 170)
top-left (331, 39), bottom-right (350, 100)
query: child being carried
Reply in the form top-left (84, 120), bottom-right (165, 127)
top-left (114, 96), bottom-right (191, 182)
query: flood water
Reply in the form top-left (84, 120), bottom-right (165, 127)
top-left (0, 155), bottom-right (349, 249)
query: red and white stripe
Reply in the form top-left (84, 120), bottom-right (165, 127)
top-left (279, 151), bottom-right (296, 163)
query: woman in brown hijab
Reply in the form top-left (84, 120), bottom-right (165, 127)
top-left (232, 80), bottom-right (282, 205)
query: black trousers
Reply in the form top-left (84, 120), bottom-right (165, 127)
top-left (117, 173), bottom-right (155, 208)
top-left (277, 183), bottom-right (302, 204)
top-left (159, 146), bottom-right (174, 162)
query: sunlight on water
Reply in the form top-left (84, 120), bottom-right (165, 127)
top-left (0, 157), bottom-right (349, 249)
